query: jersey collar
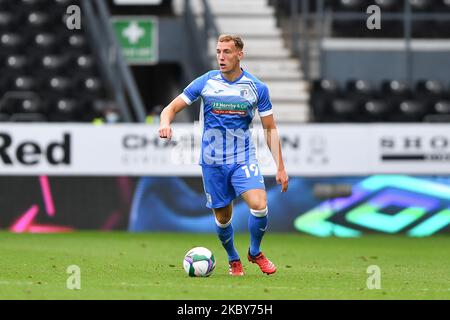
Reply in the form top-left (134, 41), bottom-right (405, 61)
top-left (220, 68), bottom-right (245, 84)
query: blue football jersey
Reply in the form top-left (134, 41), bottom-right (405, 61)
top-left (180, 70), bottom-right (273, 165)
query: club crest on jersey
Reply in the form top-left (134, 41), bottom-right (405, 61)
top-left (240, 89), bottom-right (248, 97)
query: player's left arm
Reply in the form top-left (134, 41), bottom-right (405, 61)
top-left (261, 114), bottom-right (289, 192)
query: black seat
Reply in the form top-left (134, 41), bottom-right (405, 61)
top-left (416, 79), bottom-right (445, 96)
top-left (346, 79), bottom-right (373, 111)
top-left (374, 0), bottom-right (403, 11)
top-left (79, 76), bottom-right (104, 97)
top-left (444, 0), bottom-right (450, 10)
top-left (40, 54), bottom-right (70, 72)
top-left (65, 34), bottom-right (88, 51)
top-left (16, 97), bottom-right (45, 113)
top-left (0, 94), bottom-right (42, 114)
top-left (311, 79), bottom-right (341, 122)
top-left (49, 98), bottom-right (84, 121)
top-left (424, 100), bottom-right (450, 122)
top-left (347, 79), bottom-right (373, 95)
top-left (11, 76), bottom-right (38, 91)
top-left (4, 55), bottom-right (31, 73)
top-left (27, 11), bottom-right (53, 28)
top-left (382, 80), bottom-right (410, 95)
top-left (364, 99), bottom-right (392, 121)
top-left (0, 11), bottom-right (16, 31)
top-left (33, 32), bottom-right (59, 51)
top-left (410, 0), bottom-right (435, 11)
top-left (74, 54), bottom-right (96, 74)
top-left (393, 100), bottom-right (427, 122)
top-left (337, 0), bottom-right (367, 11)
top-left (47, 76), bottom-right (74, 93)
top-left (433, 100), bottom-right (450, 114)
top-left (0, 33), bottom-right (25, 53)
top-left (0, 0), bottom-right (111, 123)
top-left (331, 98), bottom-right (360, 121)
top-left (415, 79), bottom-right (444, 111)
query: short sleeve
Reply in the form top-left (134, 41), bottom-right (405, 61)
top-left (257, 84), bottom-right (273, 117)
top-left (180, 72), bottom-right (210, 105)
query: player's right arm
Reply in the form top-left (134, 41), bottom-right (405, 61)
top-left (159, 71), bottom-right (209, 139)
top-left (158, 96), bottom-right (189, 140)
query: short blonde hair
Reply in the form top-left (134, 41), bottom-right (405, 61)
top-left (218, 34), bottom-right (244, 50)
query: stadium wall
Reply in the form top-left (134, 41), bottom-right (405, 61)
top-left (0, 124), bottom-right (449, 236)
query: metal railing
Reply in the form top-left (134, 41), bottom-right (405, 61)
top-left (183, 0), bottom-right (220, 79)
top-left (81, 0), bottom-right (147, 122)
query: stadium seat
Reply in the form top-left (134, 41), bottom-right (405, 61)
top-left (346, 79), bottom-right (372, 95)
top-left (0, 11), bottom-right (15, 30)
top-left (27, 11), bottom-right (52, 28)
top-left (416, 79), bottom-right (445, 96)
top-left (12, 76), bottom-right (38, 91)
top-left (47, 76), bottom-right (74, 93)
top-left (74, 54), bottom-right (96, 74)
top-left (337, 0), bottom-right (367, 11)
top-left (434, 100), bottom-right (450, 114)
top-left (331, 98), bottom-right (360, 121)
top-left (414, 79), bottom-right (445, 111)
top-left (33, 32), bottom-right (58, 51)
top-left (41, 54), bottom-right (70, 71)
top-left (0, 33), bottom-right (25, 51)
top-left (410, 0), bottom-right (435, 11)
top-left (80, 77), bottom-right (104, 97)
top-left (364, 99), bottom-right (392, 121)
top-left (396, 100), bottom-right (428, 121)
top-left (4, 55), bottom-right (29, 72)
top-left (424, 100), bottom-right (450, 121)
top-left (16, 98), bottom-right (45, 114)
top-left (49, 98), bottom-right (83, 122)
top-left (67, 34), bottom-right (87, 49)
top-left (374, 0), bottom-right (403, 11)
top-left (311, 79), bottom-right (340, 122)
top-left (381, 80), bottom-right (411, 98)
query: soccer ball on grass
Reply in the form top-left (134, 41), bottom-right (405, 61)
top-left (183, 247), bottom-right (216, 277)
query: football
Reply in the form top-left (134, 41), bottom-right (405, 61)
top-left (183, 247), bottom-right (216, 277)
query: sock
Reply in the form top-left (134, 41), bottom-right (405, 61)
top-left (215, 218), bottom-right (240, 262)
top-left (248, 207), bottom-right (268, 257)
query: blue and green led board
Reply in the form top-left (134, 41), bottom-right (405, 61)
top-left (294, 175), bottom-right (450, 237)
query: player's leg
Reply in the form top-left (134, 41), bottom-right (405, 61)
top-left (241, 189), bottom-right (268, 256)
top-left (201, 165), bottom-right (243, 276)
top-left (232, 163), bottom-right (276, 274)
top-left (213, 203), bottom-right (239, 262)
top-left (241, 189), bottom-right (276, 274)
top-left (213, 203), bottom-right (243, 276)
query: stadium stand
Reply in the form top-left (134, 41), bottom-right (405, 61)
top-left (311, 78), bottom-right (450, 122)
top-left (270, 0), bottom-right (450, 123)
top-left (0, 0), bottom-right (143, 123)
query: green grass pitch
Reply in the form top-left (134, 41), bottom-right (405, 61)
top-left (0, 232), bottom-right (449, 300)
